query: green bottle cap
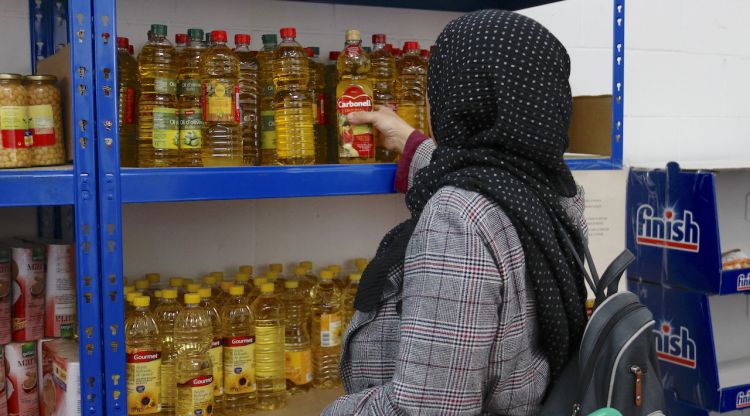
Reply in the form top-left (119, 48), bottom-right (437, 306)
top-left (261, 34), bottom-right (278, 45)
top-left (363, 46), bottom-right (371, 53)
top-left (310, 46), bottom-right (320, 56)
top-left (187, 28), bottom-right (204, 41)
top-left (150, 24), bottom-right (167, 36)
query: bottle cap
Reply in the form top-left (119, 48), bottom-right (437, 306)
top-left (162, 289), bottom-right (178, 299)
top-left (304, 47), bottom-right (314, 58)
top-left (135, 280), bottom-right (149, 290)
top-left (266, 271), bottom-right (279, 281)
top-left (220, 281), bottom-right (234, 292)
top-left (186, 283), bottom-right (201, 293)
top-left (280, 27), bottom-right (297, 39)
top-left (235, 33), bottom-right (251, 45)
top-left (260, 283), bottom-right (275, 293)
top-left (198, 287), bottom-right (212, 298)
top-left (239, 265), bottom-right (253, 274)
top-left (184, 293), bottom-right (201, 305)
top-left (150, 24), bottom-right (167, 36)
top-left (285, 280), bottom-right (299, 289)
top-left (211, 30), bottom-right (228, 43)
top-left (229, 285), bottom-right (244, 296)
top-left (294, 267), bottom-right (306, 277)
top-left (355, 258), bottom-right (368, 272)
top-left (175, 33), bottom-right (188, 44)
top-left (392, 48), bottom-right (402, 57)
top-left (320, 270), bottom-right (333, 280)
top-left (146, 273), bottom-right (161, 284)
top-left (345, 29), bottom-right (361, 41)
top-left (202, 275), bottom-right (217, 285)
top-left (403, 41), bottom-right (420, 52)
top-left (123, 285), bottom-right (135, 295)
top-left (269, 263), bottom-right (283, 273)
top-left (253, 277), bottom-right (268, 287)
top-left (299, 261), bottom-right (313, 271)
top-left (262, 34), bottom-right (278, 44)
top-left (363, 46), bottom-right (371, 53)
top-left (169, 277), bottom-right (184, 287)
top-left (134, 296), bottom-right (150, 307)
top-left (128, 45), bottom-right (134, 55)
top-left (126, 292), bottom-right (141, 303)
top-left (211, 271), bottom-right (224, 281)
top-left (116, 37), bottom-right (129, 49)
top-left (420, 49), bottom-right (430, 57)
top-left (329, 51), bottom-right (340, 60)
top-left (154, 290), bottom-right (163, 298)
top-left (349, 273), bottom-right (362, 282)
top-left (372, 34), bottom-right (386, 44)
top-left (235, 273), bottom-right (250, 283)
top-left (187, 28), bottom-right (204, 41)
top-left (310, 46), bottom-right (320, 56)
top-left (385, 43), bottom-right (393, 52)
top-left (329, 265), bottom-right (342, 275)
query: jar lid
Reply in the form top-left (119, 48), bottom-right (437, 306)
top-left (0, 74), bottom-right (23, 80)
top-left (25, 75), bottom-right (57, 81)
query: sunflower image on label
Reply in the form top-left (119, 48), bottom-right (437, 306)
top-left (285, 349), bottom-right (313, 385)
top-left (151, 107), bottom-right (179, 150)
top-left (223, 335), bottom-right (256, 394)
top-left (337, 84), bottom-right (374, 159)
top-left (176, 374), bottom-right (214, 416)
top-left (203, 80), bottom-right (240, 122)
top-left (179, 108), bottom-right (202, 149)
top-left (320, 312), bottom-right (342, 347)
top-left (209, 337), bottom-right (223, 397)
top-left (126, 350), bottom-right (162, 415)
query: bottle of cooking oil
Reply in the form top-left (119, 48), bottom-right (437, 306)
top-left (266, 271), bottom-right (285, 294)
top-left (117, 36), bottom-right (138, 167)
top-left (234, 34), bottom-right (260, 166)
top-left (201, 275), bottom-right (218, 297)
top-left (221, 285), bottom-right (256, 415)
top-left (126, 296), bottom-right (162, 414)
top-left (370, 34), bottom-right (399, 162)
top-left (273, 27), bottom-right (315, 165)
top-left (306, 47), bottom-right (328, 164)
top-left (125, 291), bottom-right (142, 318)
top-left (328, 264), bottom-right (347, 290)
top-left (197, 287), bottom-right (224, 412)
top-left (336, 29), bottom-right (375, 164)
top-left (137, 24), bottom-right (179, 167)
top-left (341, 273), bottom-right (361, 329)
top-left (201, 30), bottom-right (242, 167)
top-left (152, 290), bottom-right (163, 311)
top-left (217, 281), bottom-right (234, 306)
top-left (239, 264), bottom-right (253, 275)
top-left (396, 41), bottom-right (428, 134)
top-left (212, 271), bottom-right (225, 282)
top-left (135, 279), bottom-right (154, 298)
top-left (154, 289), bottom-right (183, 415)
top-left (234, 273), bottom-right (250, 287)
top-left (186, 282), bottom-right (201, 295)
top-left (354, 257), bottom-right (368, 273)
top-left (169, 277), bottom-right (186, 301)
top-left (312, 270), bottom-right (342, 388)
top-left (282, 279), bottom-right (312, 394)
top-left (124, 285), bottom-right (135, 296)
top-left (258, 34), bottom-right (278, 165)
top-left (146, 272), bottom-right (162, 288)
top-left (174, 293), bottom-right (214, 416)
top-left (252, 283), bottom-right (287, 410)
top-left (176, 28), bottom-right (205, 167)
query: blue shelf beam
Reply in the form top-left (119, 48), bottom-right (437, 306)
top-left (0, 168), bottom-right (74, 206)
top-left (294, 0), bottom-right (564, 12)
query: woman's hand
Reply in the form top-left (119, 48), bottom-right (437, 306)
top-left (346, 105), bottom-right (414, 154)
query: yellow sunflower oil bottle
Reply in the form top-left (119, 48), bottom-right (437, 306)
top-left (217, 281), bottom-right (234, 306)
top-left (234, 34), bottom-right (260, 166)
top-left (282, 279), bottom-right (312, 394)
top-left (370, 34), bottom-right (398, 162)
top-left (234, 273), bottom-right (250, 288)
top-left (153, 289), bottom-right (183, 415)
top-left (117, 36), bottom-right (138, 167)
top-left (258, 34), bottom-right (278, 165)
top-left (250, 277), bottom-right (267, 305)
top-left (152, 290), bottom-right (163, 311)
top-left (146, 272), bottom-right (162, 288)
top-left (174, 293), bottom-right (214, 416)
top-left (341, 273), bottom-right (361, 329)
top-left (252, 283), bottom-right (287, 410)
top-left (185, 282), bottom-right (201, 295)
top-left (273, 27), bottom-right (315, 165)
top-left (266, 271), bottom-right (285, 295)
top-left (135, 279), bottom-right (154, 298)
top-left (354, 257), bottom-right (368, 273)
top-left (312, 270), bottom-right (342, 388)
top-left (125, 291), bottom-right (141, 317)
top-left (329, 264), bottom-right (347, 290)
top-left (221, 285), bottom-right (256, 414)
top-left (126, 296), bottom-right (162, 415)
top-left (177, 28), bottom-right (206, 167)
top-left (137, 24), bottom-right (179, 167)
top-left (396, 41), bottom-right (428, 134)
top-left (201, 30), bottom-right (242, 167)
top-left (198, 287), bottom-right (224, 412)
top-left (238, 265), bottom-right (253, 276)
top-left (201, 275), bottom-right (218, 296)
top-left (306, 47), bottom-right (328, 164)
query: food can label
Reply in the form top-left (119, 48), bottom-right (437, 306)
top-left (209, 338), bottom-right (223, 397)
top-left (176, 375), bottom-right (213, 416)
top-left (179, 108), bottom-right (202, 149)
top-left (203, 80), bottom-right (240, 122)
top-left (254, 326), bottom-right (283, 378)
top-left (178, 79), bottom-right (201, 97)
top-left (337, 84), bottom-right (374, 159)
top-left (320, 312), bottom-right (342, 347)
top-left (260, 110), bottom-right (276, 150)
top-left (222, 335), bottom-right (256, 395)
top-left (0, 106), bottom-right (32, 149)
top-left (126, 350), bottom-right (162, 414)
top-left (125, 87), bottom-right (136, 124)
top-left (154, 77), bottom-right (177, 95)
top-left (284, 349), bottom-right (312, 386)
top-left (151, 107), bottom-right (179, 150)
top-left (28, 105), bottom-right (55, 146)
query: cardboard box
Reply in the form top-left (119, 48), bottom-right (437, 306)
top-left (36, 46), bottom-right (72, 162)
top-left (39, 339), bottom-right (80, 416)
top-left (567, 95), bottom-right (612, 157)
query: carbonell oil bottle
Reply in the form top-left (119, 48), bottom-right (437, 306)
top-left (336, 29), bottom-right (375, 163)
top-left (125, 296), bottom-right (162, 415)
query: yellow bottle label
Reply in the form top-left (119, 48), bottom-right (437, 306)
top-left (179, 108), bottom-right (202, 149)
top-left (285, 349), bottom-right (312, 386)
top-left (209, 338), bottom-right (224, 397)
top-left (152, 107), bottom-right (179, 150)
top-left (260, 110), bottom-right (276, 150)
top-left (255, 326), bottom-right (284, 378)
top-left (126, 350), bottom-right (162, 415)
top-left (222, 335), bottom-right (256, 394)
top-left (176, 374), bottom-right (214, 416)
top-left (320, 312), bottom-right (342, 347)
top-left (203, 80), bottom-right (239, 122)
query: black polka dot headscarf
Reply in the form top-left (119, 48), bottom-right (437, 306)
top-left (356, 9), bottom-right (587, 379)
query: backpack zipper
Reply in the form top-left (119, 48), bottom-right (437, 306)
top-left (630, 365), bottom-right (643, 407)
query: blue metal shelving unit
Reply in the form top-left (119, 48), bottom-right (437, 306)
top-left (0, 168), bottom-right (74, 206)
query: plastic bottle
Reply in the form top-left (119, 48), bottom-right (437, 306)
top-left (324, 51), bottom-right (340, 164)
top-left (354, 257), bottom-right (368, 273)
top-left (174, 293), bottom-right (214, 416)
top-left (221, 285), bottom-right (256, 414)
top-left (154, 289), bottom-right (183, 415)
top-left (257, 34), bottom-right (278, 165)
top-left (281, 279), bottom-right (312, 394)
top-left (135, 279), bottom-right (153, 298)
top-left (146, 272), bottom-right (162, 288)
top-left (125, 291), bottom-right (142, 317)
top-left (152, 290), bottom-right (163, 311)
top-left (306, 47), bottom-right (328, 164)
top-left (396, 41), bottom-right (428, 135)
top-left (197, 287), bottom-right (224, 412)
top-left (169, 277), bottom-right (186, 301)
top-left (126, 296), bottom-right (163, 414)
top-left (370, 34), bottom-right (399, 162)
top-left (234, 273), bottom-right (250, 287)
top-left (186, 282), bottom-right (201, 294)
top-left (117, 37), bottom-right (138, 167)
top-left (234, 34), bottom-right (260, 166)
top-left (311, 270), bottom-right (342, 388)
top-left (341, 273), bottom-right (361, 329)
top-left (211, 271), bottom-right (225, 283)
top-left (201, 275), bottom-right (218, 297)
top-left (336, 29), bottom-right (375, 163)
top-left (174, 33), bottom-right (187, 53)
top-left (273, 27), bottom-right (315, 165)
top-left (329, 264), bottom-right (347, 290)
top-left (217, 281), bottom-right (234, 306)
top-left (124, 285), bottom-right (135, 296)
top-left (176, 28), bottom-right (205, 167)
top-left (137, 24), bottom-right (179, 167)
top-left (250, 277), bottom-right (268, 305)
top-left (266, 270), bottom-right (285, 294)
top-left (201, 30), bottom-right (242, 166)
top-left (252, 283), bottom-right (287, 410)
top-left (238, 265), bottom-right (253, 276)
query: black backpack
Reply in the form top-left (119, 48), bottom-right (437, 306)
top-left (541, 235), bottom-right (666, 416)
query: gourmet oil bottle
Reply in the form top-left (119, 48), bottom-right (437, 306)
top-left (341, 273), bottom-right (361, 329)
top-left (117, 37), bottom-right (138, 167)
top-left (174, 293), bottom-right (214, 416)
top-left (311, 270), bottom-right (342, 388)
top-left (154, 289), bottom-right (183, 415)
top-left (336, 29), bottom-right (375, 163)
top-left (252, 283), bottom-right (287, 410)
top-left (370, 34), bottom-right (399, 162)
top-left (126, 296), bottom-right (162, 415)
top-left (282, 279), bottom-right (312, 393)
top-left (177, 28), bottom-right (205, 167)
top-left (306, 47), bottom-right (327, 164)
top-left (234, 34), bottom-right (260, 166)
top-left (137, 24), bottom-right (179, 167)
top-left (198, 287), bottom-right (224, 411)
top-left (273, 27), bottom-right (315, 165)
top-left (201, 30), bottom-right (242, 166)
top-left (221, 285), bottom-right (256, 415)
top-left (257, 34), bottom-right (278, 165)
top-left (396, 41), bottom-right (429, 134)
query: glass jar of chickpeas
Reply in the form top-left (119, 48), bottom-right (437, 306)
top-left (25, 75), bottom-right (65, 166)
top-left (0, 74), bottom-right (32, 168)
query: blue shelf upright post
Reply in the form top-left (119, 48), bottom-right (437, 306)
top-left (611, 0), bottom-right (624, 168)
top-left (68, 0), bottom-right (104, 414)
top-left (91, 0), bottom-right (126, 413)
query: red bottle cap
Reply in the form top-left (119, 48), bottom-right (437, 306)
top-left (116, 37), bottom-right (129, 49)
top-left (372, 34), bottom-right (386, 44)
top-left (280, 27), bottom-right (297, 39)
top-left (329, 51), bottom-right (340, 60)
top-left (234, 33), bottom-right (251, 45)
top-left (304, 47), bottom-right (314, 57)
top-left (128, 45), bottom-right (134, 55)
top-left (211, 30), bottom-right (228, 43)
top-left (392, 48), bottom-right (402, 57)
top-left (385, 43), bottom-right (393, 52)
top-left (175, 33), bottom-right (187, 44)
top-left (420, 49), bottom-right (430, 57)
top-left (403, 41), bottom-right (420, 52)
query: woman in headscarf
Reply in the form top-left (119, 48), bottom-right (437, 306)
top-left (323, 9), bottom-right (588, 415)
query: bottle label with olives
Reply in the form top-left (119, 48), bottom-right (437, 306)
top-left (154, 77), bottom-right (177, 95)
top-left (178, 79), bottom-right (201, 97)
top-left (28, 104), bottom-right (55, 146)
top-left (260, 110), bottom-right (276, 150)
top-left (126, 350), bottom-right (162, 414)
top-left (151, 107), bottom-right (179, 150)
top-left (0, 106), bottom-right (32, 149)
top-left (179, 108), bottom-right (202, 149)
top-left (203, 80), bottom-right (240, 122)
top-left (222, 335), bottom-right (256, 395)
